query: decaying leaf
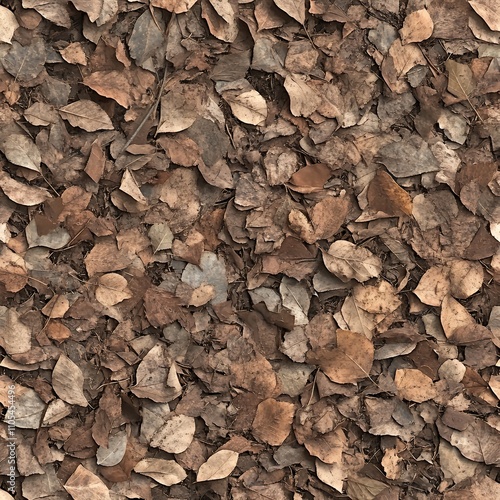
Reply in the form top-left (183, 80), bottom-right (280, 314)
top-left (446, 60), bottom-right (476, 100)
top-left (150, 414), bottom-right (196, 453)
top-left (95, 273), bottom-right (133, 307)
top-left (59, 100), bottom-right (114, 131)
top-left (307, 330), bottom-right (374, 384)
top-left (399, 9), bottom-right (434, 44)
top-left (196, 449), bottom-right (239, 482)
top-left (64, 465), bottom-right (110, 500)
top-left (252, 399), bottom-right (295, 445)
top-left (323, 241), bottom-right (382, 283)
top-left (134, 458), bottom-right (187, 486)
top-left (52, 355), bottom-right (88, 407)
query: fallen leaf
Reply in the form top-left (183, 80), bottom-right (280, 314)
top-left (0, 134), bottom-right (41, 172)
top-left (196, 449), bottom-right (239, 482)
top-left (366, 169), bottom-right (413, 216)
top-left (59, 100), bottom-right (113, 132)
top-left (148, 223), bottom-right (174, 252)
top-left (279, 276), bottom-right (310, 326)
top-left (134, 458), bottom-right (187, 486)
top-left (307, 330), bottom-right (374, 384)
top-left (0, 307), bottom-right (32, 354)
top-left (152, 0), bottom-right (198, 14)
top-left (128, 9), bottom-right (165, 66)
top-left (151, 414), bottom-right (196, 453)
top-left (96, 430), bottom-right (128, 466)
top-left (352, 280), bottom-right (402, 314)
top-left (64, 465), bottom-right (110, 500)
top-left (252, 399), bottom-right (295, 445)
top-left (399, 9), bottom-right (434, 44)
top-left (0, 246), bottom-right (28, 292)
top-left (468, 0), bottom-right (500, 31)
top-left (284, 73), bottom-right (322, 117)
top-left (394, 368), bottom-right (437, 403)
top-left (95, 273), bottom-right (133, 307)
top-left (274, 0), bottom-right (305, 24)
top-left (0, 171), bottom-right (52, 206)
top-left (131, 345), bottom-right (182, 403)
top-left (3, 38), bottom-right (46, 82)
top-left (323, 241), bottom-right (382, 283)
top-left (446, 59), bottom-right (476, 100)
top-left (52, 355), bottom-right (88, 407)
top-left (0, 6), bottom-right (19, 44)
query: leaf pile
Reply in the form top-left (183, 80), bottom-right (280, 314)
top-left (0, 0), bottom-right (499, 499)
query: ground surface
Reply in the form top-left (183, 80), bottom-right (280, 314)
top-left (0, 0), bottom-right (499, 499)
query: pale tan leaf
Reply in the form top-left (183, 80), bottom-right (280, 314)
top-left (274, 0), bottom-right (305, 24)
top-left (0, 171), bottom-right (52, 206)
top-left (414, 266), bottom-right (450, 306)
top-left (222, 88), bottom-right (267, 125)
top-left (316, 460), bottom-right (346, 493)
top-left (323, 241), bottom-right (382, 283)
top-left (96, 273), bottom-right (132, 307)
top-left (284, 73), bottom-right (322, 117)
top-left (64, 465), bottom-right (111, 500)
top-left (52, 355), bottom-right (88, 407)
top-left (0, 246), bottom-right (28, 293)
top-left (352, 280), bottom-right (401, 314)
top-left (0, 134), bottom-right (41, 172)
top-left (394, 368), bottom-right (437, 403)
top-left (59, 100), bottom-right (113, 132)
top-left (96, 430), bottom-right (128, 466)
top-left (445, 60), bottom-right (476, 100)
top-left (399, 9), bottom-right (434, 44)
top-left (131, 345), bottom-right (182, 403)
top-left (196, 449), bottom-right (239, 482)
top-left (0, 307), bottom-right (32, 355)
top-left (0, 6), bottom-right (19, 44)
top-left (469, 0), bottom-right (500, 31)
top-left (134, 458), bottom-right (187, 486)
top-left (150, 414), bottom-right (196, 453)
top-left (148, 223), bottom-right (174, 252)
top-left (152, 0), bottom-right (198, 14)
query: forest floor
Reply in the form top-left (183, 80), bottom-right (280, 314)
top-left (0, 0), bottom-right (499, 499)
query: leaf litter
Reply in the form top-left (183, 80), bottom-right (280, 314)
top-left (0, 0), bottom-right (499, 499)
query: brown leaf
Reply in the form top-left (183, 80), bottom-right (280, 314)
top-left (287, 163), bottom-right (331, 193)
top-left (59, 100), bottom-right (113, 132)
top-left (131, 345), bottom-right (182, 402)
top-left (64, 465), bottom-right (110, 500)
top-left (468, 0), bottom-right (500, 31)
top-left (252, 399), bottom-right (295, 445)
top-left (323, 241), bottom-right (382, 283)
top-left (274, 0), bottom-right (305, 24)
top-left (134, 458), bottom-right (187, 486)
top-left (52, 354), bottom-right (88, 407)
top-left (307, 330), bottom-right (374, 384)
top-left (399, 9), bottom-right (434, 44)
top-left (0, 246), bottom-right (28, 292)
top-left (0, 170), bottom-right (52, 206)
top-left (0, 6), bottom-right (19, 44)
top-left (366, 170), bottom-right (413, 217)
top-left (446, 60), bottom-right (476, 100)
top-left (394, 368), bottom-right (437, 403)
top-left (150, 414), bottom-right (196, 453)
top-left (152, 0), bottom-right (198, 13)
top-left (196, 449), bottom-right (239, 482)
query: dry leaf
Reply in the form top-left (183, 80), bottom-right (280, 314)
top-left (0, 6), bottom-right (19, 44)
top-left (0, 171), bottom-right (52, 206)
top-left (134, 458), bottom-right (187, 486)
top-left (284, 73), bottom-right (322, 117)
top-left (96, 273), bottom-right (133, 307)
top-left (446, 60), bottom-right (476, 100)
top-left (131, 345), bottom-right (182, 403)
top-left (59, 100), bottom-right (113, 131)
top-left (64, 465), bottom-right (110, 500)
top-left (0, 134), bottom-right (41, 172)
top-left (0, 307), bottom-right (32, 355)
top-left (252, 399), bottom-right (295, 445)
top-left (128, 9), bottom-right (165, 66)
top-left (52, 355), bottom-right (88, 407)
top-left (399, 9), bottom-right (434, 44)
top-left (352, 280), bottom-right (401, 314)
top-left (152, 0), bottom-right (198, 14)
top-left (273, 0), bottom-right (305, 24)
top-left (0, 246), bottom-right (28, 292)
top-left (394, 368), bottom-right (437, 403)
top-left (151, 414), bottom-right (196, 453)
top-left (366, 170), bottom-right (412, 216)
top-left (323, 241), bottom-right (382, 283)
top-left (196, 449), bottom-right (239, 482)
top-left (307, 330), bottom-right (374, 384)
top-left (96, 430), bottom-right (128, 467)
top-left (468, 0), bottom-right (500, 31)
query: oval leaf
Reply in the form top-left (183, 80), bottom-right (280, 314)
top-left (59, 100), bottom-right (113, 132)
top-left (196, 449), bottom-right (239, 482)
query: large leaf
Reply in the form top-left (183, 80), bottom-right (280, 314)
top-left (59, 100), bottom-right (113, 132)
